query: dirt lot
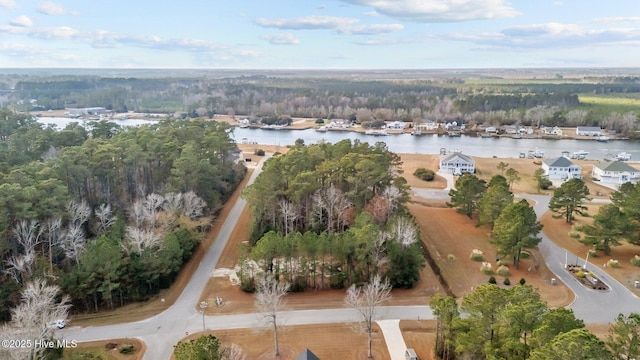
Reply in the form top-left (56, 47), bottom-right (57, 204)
top-left (63, 338), bottom-right (145, 360)
top-left (401, 320), bottom-right (437, 360)
top-left (399, 154), bottom-right (447, 189)
top-left (174, 323), bottom-right (390, 360)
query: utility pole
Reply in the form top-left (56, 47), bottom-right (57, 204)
top-left (200, 301), bottom-right (207, 331)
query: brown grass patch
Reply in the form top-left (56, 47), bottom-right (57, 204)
top-left (409, 204), bottom-right (574, 307)
top-left (399, 154), bottom-right (447, 189)
top-left (64, 338), bottom-right (145, 360)
top-left (400, 320), bottom-right (437, 360)
top-left (174, 323), bottom-right (390, 360)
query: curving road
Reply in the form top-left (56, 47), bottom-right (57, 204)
top-left (62, 159), bottom-right (639, 358)
top-left (516, 194), bottom-right (639, 323)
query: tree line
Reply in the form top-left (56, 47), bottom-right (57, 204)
top-left (241, 140), bottom-right (425, 291)
top-left (0, 108), bottom-right (246, 319)
top-left (431, 284), bottom-right (639, 360)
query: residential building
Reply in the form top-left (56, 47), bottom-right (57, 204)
top-left (485, 126), bottom-right (497, 133)
top-left (386, 121), bottom-right (406, 130)
top-left (592, 161), bottom-right (640, 185)
top-left (576, 126), bottom-right (602, 136)
top-left (542, 157), bottom-right (582, 180)
top-left (541, 126), bottom-right (563, 135)
top-left (440, 152), bottom-right (475, 175)
top-left (416, 119), bottom-right (438, 131)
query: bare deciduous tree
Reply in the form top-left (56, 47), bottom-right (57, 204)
top-left (255, 274), bottom-right (290, 357)
top-left (66, 199), bottom-right (91, 227)
top-left (163, 192), bottom-right (184, 215)
top-left (391, 217), bottom-right (418, 249)
top-left (344, 274), bottom-right (392, 359)
top-left (45, 217), bottom-right (62, 273)
top-left (222, 343), bottom-right (246, 360)
top-left (13, 219), bottom-right (43, 255)
top-left (4, 252), bottom-right (35, 284)
top-left (129, 199), bottom-right (147, 229)
top-left (182, 191), bottom-right (206, 219)
top-left (313, 186), bottom-right (352, 233)
top-left (123, 226), bottom-right (161, 255)
top-left (278, 199), bottom-right (299, 236)
top-left (94, 204), bottom-right (117, 235)
top-left (370, 232), bottom-right (389, 270)
top-left (1, 279), bottom-right (71, 359)
top-left (60, 224), bottom-right (86, 263)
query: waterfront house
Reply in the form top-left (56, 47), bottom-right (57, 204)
top-left (542, 157), bottom-right (582, 180)
top-left (386, 121), bottom-right (406, 130)
top-left (541, 126), bottom-right (563, 135)
top-left (416, 119), bottom-right (438, 131)
top-left (592, 161), bottom-right (640, 185)
top-left (485, 126), bottom-right (497, 133)
top-left (440, 152), bottom-right (475, 176)
top-left (576, 126), bottom-right (602, 136)
top-left (505, 125), bottom-right (518, 134)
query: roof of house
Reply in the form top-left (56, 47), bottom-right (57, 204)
top-left (543, 157), bottom-right (579, 168)
top-left (577, 126), bottom-right (602, 132)
top-left (593, 161), bottom-right (640, 172)
top-left (441, 152), bottom-right (474, 164)
top-left (295, 349), bottom-right (320, 360)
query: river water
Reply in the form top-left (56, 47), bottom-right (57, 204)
top-left (232, 127), bottom-right (640, 160)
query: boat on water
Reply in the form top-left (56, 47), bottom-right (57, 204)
top-left (597, 136), bottom-right (610, 142)
top-left (316, 126), bottom-right (327, 132)
top-left (571, 150), bottom-right (589, 159)
top-left (365, 129), bottom-right (388, 136)
top-left (527, 148), bottom-right (545, 158)
top-left (615, 151), bottom-right (632, 161)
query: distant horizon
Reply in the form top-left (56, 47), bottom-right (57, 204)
top-left (1, 1), bottom-right (639, 69)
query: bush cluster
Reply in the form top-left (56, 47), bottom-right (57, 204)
top-left (414, 168), bottom-right (435, 181)
top-left (631, 255), bottom-right (640, 267)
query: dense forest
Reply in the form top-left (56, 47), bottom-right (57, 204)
top-left (0, 108), bottom-right (246, 317)
top-left (241, 140), bottom-right (425, 291)
top-left (2, 70), bottom-right (639, 134)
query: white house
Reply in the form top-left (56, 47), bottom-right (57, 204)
top-left (592, 161), bottom-right (640, 185)
top-left (542, 157), bottom-right (582, 180)
top-left (541, 126), bottom-right (563, 135)
top-left (485, 126), bottom-right (497, 133)
top-left (440, 152), bottom-right (475, 175)
top-left (576, 126), bottom-right (602, 136)
top-left (386, 121), bottom-right (406, 130)
top-left (415, 120), bottom-right (438, 131)
top-left (505, 126), bottom-right (518, 134)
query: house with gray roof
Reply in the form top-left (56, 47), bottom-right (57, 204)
top-left (439, 152), bottom-right (475, 175)
top-left (591, 161), bottom-right (640, 185)
top-left (576, 126), bottom-right (603, 136)
top-left (542, 157), bottom-right (582, 180)
top-left (295, 348), bottom-right (320, 360)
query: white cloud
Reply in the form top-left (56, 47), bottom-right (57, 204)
top-left (0, 0), bottom-right (17, 9)
top-left (254, 15), bottom-right (358, 30)
top-left (260, 33), bottom-right (301, 45)
top-left (37, 1), bottom-right (78, 16)
top-left (0, 25), bottom-right (80, 39)
top-left (338, 23), bottom-right (403, 35)
top-left (592, 16), bottom-right (640, 24)
top-left (255, 15), bottom-right (402, 36)
top-left (440, 22), bottom-right (640, 48)
top-left (338, 0), bottom-right (520, 22)
top-left (351, 37), bottom-right (413, 46)
top-left (9, 15), bottom-right (33, 28)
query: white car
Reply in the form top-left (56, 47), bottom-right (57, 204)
top-left (50, 319), bottom-right (65, 329)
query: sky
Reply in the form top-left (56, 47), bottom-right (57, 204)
top-left (0, 0), bottom-right (639, 69)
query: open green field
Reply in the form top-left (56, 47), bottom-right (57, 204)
top-left (578, 94), bottom-right (640, 115)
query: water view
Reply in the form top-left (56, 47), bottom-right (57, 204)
top-left (232, 127), bottom-right (640, 160)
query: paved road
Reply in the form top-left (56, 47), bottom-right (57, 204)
top-left (517, 194), bottom-right (639, 323)
top-left (63, 159), bottom-right (639, 358)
